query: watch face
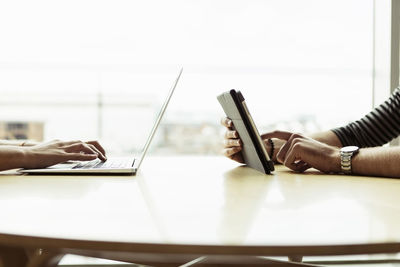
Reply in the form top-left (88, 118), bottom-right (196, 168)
top-left (341, 146), bottom-right (359, 153)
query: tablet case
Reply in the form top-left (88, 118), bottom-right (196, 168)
top-left (217, 89), bottom-right (274, 174)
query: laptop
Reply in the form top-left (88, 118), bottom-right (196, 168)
top-left (20, 68), bottom-right (183, 175)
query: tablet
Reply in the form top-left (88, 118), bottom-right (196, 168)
top-left (217, 89), bottom-right (274, 174)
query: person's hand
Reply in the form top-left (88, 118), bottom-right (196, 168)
top-left (221, 117), bottom-right (244, 163)
top-left (220, 117), bottom-right (285, 163)
top-left (21, 140), bottom-right (107, 169)
top-left (262, 130), bottom-right (341, 173)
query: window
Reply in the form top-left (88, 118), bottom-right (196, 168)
top-left (0, 0), bottom-right (378, 155)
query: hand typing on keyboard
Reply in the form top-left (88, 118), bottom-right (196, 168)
top-left (0, 139), bottom-right (107, 171)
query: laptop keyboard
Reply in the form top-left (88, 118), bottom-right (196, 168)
top-left (72, 158), bottom-right (134, 169)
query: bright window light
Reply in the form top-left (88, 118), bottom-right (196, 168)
top-left (0, 0), bottom-right (373, 155)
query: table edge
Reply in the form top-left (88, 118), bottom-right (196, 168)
top-left (1, 233), bottom-right (400, 256)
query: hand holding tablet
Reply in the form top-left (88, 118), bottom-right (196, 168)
top-left (218, 89), bottom-right (274, 174)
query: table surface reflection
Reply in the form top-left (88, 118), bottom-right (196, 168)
top-left (0, 156), bottom-right (399, 257)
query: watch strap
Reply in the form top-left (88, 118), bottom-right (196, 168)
top-left (340, 146), bottom-right (359, 174)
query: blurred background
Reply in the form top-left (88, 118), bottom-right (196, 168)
top-left (0, 0), bottom-right (375, 156)
top-left (0, 1), bottom-right (391, 265)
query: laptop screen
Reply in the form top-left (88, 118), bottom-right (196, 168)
top-left (135, 68), bottom-right (183, 170)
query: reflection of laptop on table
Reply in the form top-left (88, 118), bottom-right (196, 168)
top-left (20, 68), bottom-right (183, 175)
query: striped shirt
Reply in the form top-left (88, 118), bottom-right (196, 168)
top-left (332, 88), bottom-right (400, 147)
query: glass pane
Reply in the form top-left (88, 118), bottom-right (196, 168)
top-left (0, 0), bottom-right (373, 155)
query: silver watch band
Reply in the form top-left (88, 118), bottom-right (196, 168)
top-left (340, 146), bottom-right (359, 174)
top-left (340, 153), bottom-right (352, 174)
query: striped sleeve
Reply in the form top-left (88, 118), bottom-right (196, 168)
top-left (331, 87), bottom-right (400, 148)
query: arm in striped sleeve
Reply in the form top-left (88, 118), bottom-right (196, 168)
top-left (332, 88), bottom-right (400, 148)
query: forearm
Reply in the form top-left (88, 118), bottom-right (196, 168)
top-left (0, 140), bottom-right (24, 146)
top-left (0, 146), bottom-right (27, 171)
top-left (308, 134), bottom-right (400, 177)
top-left (310, 130), bottom-right (342, 147)
top-left (0, 140), bottom-right (38, 146)
top-left (352, 146), bottom-right (400, 178)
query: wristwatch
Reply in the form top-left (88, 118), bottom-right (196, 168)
top-left (340, 146), bottom-right (359, 174)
